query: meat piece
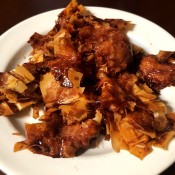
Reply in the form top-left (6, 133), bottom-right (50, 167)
top-left (137, 55), bottom-right (175, 91)
top-left (94, 27), bottom-right (132, 75)
top-left (54, 1), bottom-right (133, 77)
top-left (23, 118), bottom-right (100, 158)
top-left (78, 22), bottom-right (132, 76)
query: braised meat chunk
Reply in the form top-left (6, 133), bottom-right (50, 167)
top-left (17, 118), bottom-right (100, 158)
top-left (78, 23), bottom-right (133, 76)
top-left (137, 52), bottom-right (175, 91)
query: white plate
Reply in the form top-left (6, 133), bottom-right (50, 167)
top-left (0, 7), bottom-right (175, 175)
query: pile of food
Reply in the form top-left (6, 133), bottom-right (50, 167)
top-left (0, 0), bottom-right (175, 159)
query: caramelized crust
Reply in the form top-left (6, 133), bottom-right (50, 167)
top-left (137, 54), bottom-right (175, 90)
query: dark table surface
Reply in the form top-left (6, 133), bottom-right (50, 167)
top-left (0, 0), bottom-right (175, 175)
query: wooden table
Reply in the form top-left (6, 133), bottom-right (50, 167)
top-left (0, 0), bottom-right (175, 175)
